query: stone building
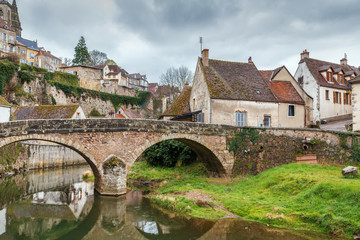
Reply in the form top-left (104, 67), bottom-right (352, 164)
top-left (0, 0), bottom-right (21, 36)
top-left (260, 66), bottom-right (314, 127)
top-left (60, 65), bottom-right (103, 89)
top-left (294, 50), bottom-right (359, 123)
top-left (102, 63), bottom-right (129, 87)
top-left (128, 73), bottom-right (149, 91)
top-left (0, 16), bottom-right (15, 57)
top-left (35, 47), bottom-right (62, 72)
top-left (190, 49), bottom-right (312, 128)
top-left (13, 105), bottom-right (86, 120)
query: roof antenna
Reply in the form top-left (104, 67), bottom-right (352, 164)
top-left (345, 53), bottom-right (347, 59)
top-left (200, 37), bottom-right (203, 54)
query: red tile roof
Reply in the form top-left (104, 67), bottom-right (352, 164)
top-left (202, 59), bottom-right (278, 102)
top-left (162, 84), bottom-right (192, 116)
top-left (300, 58), bottom-right (359, 90)
top-left (260, 68), bottom-right (305, 105)
top-left (36, 49), bottom-right (61, 61)
top-left (13, 105), bottom-right (80, 120)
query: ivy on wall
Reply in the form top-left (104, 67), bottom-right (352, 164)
top-left (0, 59), bottom-right (18, 94)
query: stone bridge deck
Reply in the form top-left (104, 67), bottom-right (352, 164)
top-left (0, 119), bottom-right (358, 196)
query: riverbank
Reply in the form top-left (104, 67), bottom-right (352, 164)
top-left (128, 162), bottom-right (360, 239)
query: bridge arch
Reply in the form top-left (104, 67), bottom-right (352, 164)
top-left (0, 134), bottom-right (103, 192)
top-left (129, 134), bottom-right (229, 176)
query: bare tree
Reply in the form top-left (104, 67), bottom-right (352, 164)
top-left (87, 50), bottom-right (108, 66)
top-left (160, 66), bottom-right (193, 91)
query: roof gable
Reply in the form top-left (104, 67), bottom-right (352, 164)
top-left (162, 85), bottom-right (192, 116)
top-left (13, 105), bottom-right (80, 120)
top-left (201, 59), bottom-right (278, 102)
top-left (300, 58), bottom-right (356, 89)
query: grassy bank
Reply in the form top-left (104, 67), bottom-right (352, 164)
top-left (128, 162), bottom-right (360, 238)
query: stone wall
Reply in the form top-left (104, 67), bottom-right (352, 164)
top-left (24, 142), bottom-right (86, 169)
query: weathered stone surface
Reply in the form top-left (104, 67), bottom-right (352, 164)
top-left (0, 119), bottom-right (358, 195)
top-left (342, 166), bottom-right (358, 177)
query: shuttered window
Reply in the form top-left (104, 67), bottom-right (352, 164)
top-left (236, 112), bottom-right (246, 127)
top-left (264, 116), bottom-right (271, 127)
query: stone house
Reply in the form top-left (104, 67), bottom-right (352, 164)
top-left (16, 36), bottom-right (39, 66)
top-left (148, 83), bottom-right (181, 117)
top-left (0, 96), bottom-right (11, 122)
top-left (191, 49), bottom-right (281, 127)
top-left (0, 16), bottom-right (16, 57)
top-left (349, 75), bottom-right (360, 131)
top-left (102, 63), bottom-right (129, 88)
top-left (60, 65), bottom-right (103, 90)
top-left (294, 50), bottom-right (359, 123)
top-left (128, 73), bottom-right (149, 91)
top-left (35, 47), bottom-right (62, 72)
top-left (13, 105), bottom-right (86, 120)
top-left (260, 66), bottom-right (314, 128)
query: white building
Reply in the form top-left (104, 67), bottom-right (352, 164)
top-left (0, 96), bottom-right (11, 123)
top-left (294, 50), bottom-right (359, 123)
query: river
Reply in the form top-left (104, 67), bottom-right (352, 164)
top-left (0, 165), bottom-right (343, 240)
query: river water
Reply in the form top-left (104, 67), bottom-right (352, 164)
top-left (0, 165), bottom-right (343, 240)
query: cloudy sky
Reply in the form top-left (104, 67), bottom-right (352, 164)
top-left (17, 0), bottom-right (360, 82)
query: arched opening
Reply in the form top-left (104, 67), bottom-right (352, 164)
top-left (131, 138), bottom-right (226, 177)
top-left (0, 138), bottom-right (100, 239)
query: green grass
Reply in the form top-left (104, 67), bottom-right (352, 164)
top-left (128, 162), bottom-right (360, 238)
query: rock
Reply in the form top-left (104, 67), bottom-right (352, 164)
top-left (354, 232), bottom-right (360, 240)
top-left (342, 166), bottom-right (358, 177)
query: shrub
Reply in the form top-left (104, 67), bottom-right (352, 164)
top-left (89, 108), bottom-right (104, 117)
top-left (142, 140), bottom-right (197, 167)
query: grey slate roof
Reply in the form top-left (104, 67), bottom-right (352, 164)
top-left (16, 36), bottom-right (39, 51)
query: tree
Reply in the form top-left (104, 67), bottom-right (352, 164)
top-left (159, 66), bottom-right (193, 91)
top-left (88, 50), bottom-right (108, 66)
top-left (60, 57), bottom-right (72, 66)
top-left (72, 36), bottom-right (90, 65)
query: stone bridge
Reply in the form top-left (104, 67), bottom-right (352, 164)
top-left (0, 119), bottom-right (356, 196)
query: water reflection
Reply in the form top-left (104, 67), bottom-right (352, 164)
top-left (0, 166), bottom-right (345, 240)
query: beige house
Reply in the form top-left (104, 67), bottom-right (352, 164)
top-left (349, 76), bottom-right (360, 131)
top-left (294, 50), bottom-right (358, 123)
top-left (191, 50), bottom-right (311, 128)
top-left (191, 49), bottom-right (280, 127)
top-left (35, 47), bottom-right (62, 72)
top-left (60, 65), bottom-right (102, 90)
top-left (260, 66), bottom-right (314, 128)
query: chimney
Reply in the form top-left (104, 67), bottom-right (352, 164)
top-left (202, 49), bottom-right (209, 67)
top-left (185, 82), bottom-right (189, 86)
top-left (248, 56), bottom-right (253, 64)
top-left (340, 54), bottom-right (348, 65)
top-left (300, 49), bottom-right (310, 60)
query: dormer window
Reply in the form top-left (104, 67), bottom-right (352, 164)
top-left (338, 73), bottom-right (344, 84)
top-left (326, 72), bottom-right (333, 82)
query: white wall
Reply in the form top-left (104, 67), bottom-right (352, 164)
top-left (0, 106), bottom-right (10, 123)
top-left (71, 106), bottom-right (86, 119)
top-left (294, 62), bottom-right (320, 122)
top-left (352, 83), bottom-right (360, 131)
top-left (319, 86), bottom-right (352, 120)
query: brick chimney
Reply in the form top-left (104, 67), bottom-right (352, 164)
top-left (340, 57), bottom-right (348, 66)
top-left (301, 49), bottom-right (310, 60)
top-left (202, 49), bottom-right (209, 67)
top-left (248, 56), bottom-right (253, 63)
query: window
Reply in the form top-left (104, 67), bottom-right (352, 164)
top-left (298, 76), bottom-right (304, 86)
top-left (28, 87), bottom-right (31, 94)
top-left (338, 74), bottom-right (344, 84)
top-left (9, 36), bottom-right (13, 44)
top-left (325, 90), bottom-right (330, 100)
top-left (2, 33), bottom-right (6, 41)
top-left (288, 105), bottom-right (295, 117)
top-left (2, 45), bottom-right (5, 52)
top-left (264, 116), bottom-right (271, 127)
top-left (236, 112), bottom-right (246, 126)
top-left (326, 72), bottom-right (333, 82)
top-left (85, 71), bottom-right (88, 77)
top-left (29, 52), bottom-right (34, 59)
top-left (344, 93), bottom-right (351, 105)
top-left (197, 113), bottom-right (204, 123)
top-left (9, 46), bottom-right (14, 53)
top-left (76, 112), bottom-right (80, 119)
top-left (333, 91), bottom-right (341, 104)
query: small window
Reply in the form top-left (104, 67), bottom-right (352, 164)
top-left (298, 76), bottom-right (304, 86)
top-left (30, 52), bottom-right (35, 60)
top-left (197, 113), bottom-right (204, 123)
top-left (288, 105), bottom-right (295, 117)
top-left (28, 87), bottom-right (32, 94)
top-left (76, 112), bottom-right (80, 119)
top-left (264, 116), bottom-right (271, 127)
top-left (338, 74), bottom-right (344, 84)
top-left (325, 90), bottom-right (329, 100)
top-left (236, 112), bottom-right (246, 126)
top-left (326, 72), bottom-right (333, 82)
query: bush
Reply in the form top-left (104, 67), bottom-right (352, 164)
top-left (17, 71), bottom-right (34, 84)
top-left (142, 140), bottom-right (197, 167)
top-left (89, 108), bottom-right (104, 117)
